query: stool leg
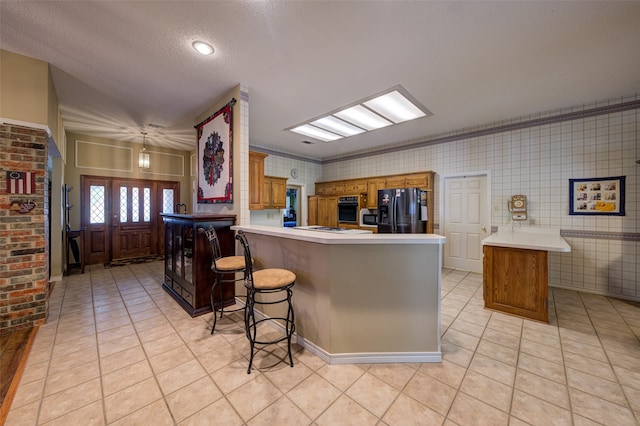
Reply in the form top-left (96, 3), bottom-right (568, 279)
top-left (286, 287), bottom-right (295, 368)
top-left (245, 289), bottom-right (257, 374)
top-left (210, 273), bottom-right (223, 335)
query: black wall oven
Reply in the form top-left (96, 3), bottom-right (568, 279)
top-left (338, 196), bottom-right (359, 223)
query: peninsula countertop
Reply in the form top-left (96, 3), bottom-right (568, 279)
top-left (231, 224), bottom-right (446, 245)
top-left (482, 226), bottom-right (571, 252)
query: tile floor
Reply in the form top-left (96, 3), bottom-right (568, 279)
top-left (5, 263), bottom-right (640, 425)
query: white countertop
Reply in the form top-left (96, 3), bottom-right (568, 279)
top-left (232, 224), bottom-right (446, 245)
top-left (482, 226), bottom-right (571, 252)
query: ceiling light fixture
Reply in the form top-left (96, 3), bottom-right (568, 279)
top-left (192, 40), bottom-right (214, 55)
top-left (286, 85), bottom-right (431, 143)
top-left (139, 132), bottom-right (150, 169)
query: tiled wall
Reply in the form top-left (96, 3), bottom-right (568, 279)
top-left (273, 95), bottom-right (640, 301)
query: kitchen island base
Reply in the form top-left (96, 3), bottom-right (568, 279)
top-left (232, 225), bottom-right (445, 364)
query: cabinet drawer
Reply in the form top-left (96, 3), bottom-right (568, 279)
top-left (182, 290), bottom-right (194, 306)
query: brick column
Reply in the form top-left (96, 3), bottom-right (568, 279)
top-left (0, 123), bottom-right (49, 334)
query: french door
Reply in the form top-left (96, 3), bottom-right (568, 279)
top-left (81, 175), bottom-right (179, 265)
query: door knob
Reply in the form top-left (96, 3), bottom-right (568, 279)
top-left (482, 226), bottom-right (487, 232)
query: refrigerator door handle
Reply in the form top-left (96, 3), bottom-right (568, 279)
top-left (391, 195), bottom-right (397, 232)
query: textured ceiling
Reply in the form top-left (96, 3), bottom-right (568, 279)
top-left (1, 1), bottom-right (639, 160)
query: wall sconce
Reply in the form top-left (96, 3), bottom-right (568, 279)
top-left (139, 132), bottom-right (150, 169)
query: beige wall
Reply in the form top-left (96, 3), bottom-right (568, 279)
top-left (0, 49), bottom-right (49, 125)
top-left (64, 132), bottom-right (192, 227)
top-left (193, 85), bottom-right (244, 220)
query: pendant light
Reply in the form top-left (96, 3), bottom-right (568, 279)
top-left (139, 132), bottom-right (150, 169)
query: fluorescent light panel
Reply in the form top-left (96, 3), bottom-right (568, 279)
top-left (364, 90), bottom-right (426, 123)
top-left (287, 86), bottom-right (430, 142)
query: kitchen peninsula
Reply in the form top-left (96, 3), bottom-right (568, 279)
top-left (231, 225), bottom-right (446, 364)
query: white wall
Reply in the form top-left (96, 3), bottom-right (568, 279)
top-left (321, 94), bottom-right (639, 301)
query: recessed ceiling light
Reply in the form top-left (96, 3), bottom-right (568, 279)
top-left (192, 40), bottom-right (214, 55)
top-left (286, 85), bottom-right (431, 143)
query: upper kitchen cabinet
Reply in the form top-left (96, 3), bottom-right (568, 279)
top-left (366, 178), bottom-right (386, 208)
top-left (249, 151), bottom-right (268, 210)
top-left (264, 176), bottom-right (287, 209)
top-left (384, 172), bottom-right (431, 189)
top-left (343, 179), bottom-right (367, 195)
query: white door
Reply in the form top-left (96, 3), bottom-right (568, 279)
top-left (443, 175), bottom-right (489, 273)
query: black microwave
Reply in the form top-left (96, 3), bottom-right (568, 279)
top-left (362, 213), bottom-right (377, 226)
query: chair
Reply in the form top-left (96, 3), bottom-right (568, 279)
top-left (198, 225), bottom-right (247, 335)
top-left (235, 230), bottom-right (296, 374)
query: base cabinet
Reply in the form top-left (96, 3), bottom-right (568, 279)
top-left (483, 245), bottom-right (548, 322)
top-left (161, 213), bottom-right (236, 317)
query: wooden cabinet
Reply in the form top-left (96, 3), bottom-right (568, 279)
top-left (264, 176), bottom-right (287, 209)
top-left (483, 245), bottom-right (548, 322)
top-left (308, 196), bottom-right (318, 225)
top-left (161, 214), bottom-right (236, 317)
top-left (365, 178), bottom-right (386, 208)
top-left (317, 196), bottom-right (338, 227)
top-left (249, 151), bottom-right (268, 210)
top-left (343, 179), bottom-right (367, 195)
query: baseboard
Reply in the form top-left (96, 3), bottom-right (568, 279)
top-left (251, 303), bottom-right (442, 365)
top-left (0, 326), bottom-right (39, 425)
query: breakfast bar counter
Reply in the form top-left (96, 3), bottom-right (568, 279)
top-left (231, 225), bottom-right (446, 364)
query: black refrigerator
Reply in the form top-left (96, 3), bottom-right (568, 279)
top-left (377, 188), bottom-right (427, 233)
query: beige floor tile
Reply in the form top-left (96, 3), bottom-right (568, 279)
top-left (476, 339), bottom-right (518, 366)
top-left (345, 372), bottom-right (400, 417)
top-left (614, 365), bottom-right (640, 391)
top-left (104, 376), bottom-right (163, 423)
top-left (510, 389), bottom-right (572, 426)
top-left (623, 385), bottom-right (640, 412)
top-left (403, 370), bottom-right (457, 416)
top-left (447, 392), bottom-right (509, 426)
top-left (51, 334), bottom-right (97, 358)
top-left (142, 332), bottom-right (184, 357)
top-left (179, 397), bottom-right (244, 426)
top-left (315, 394), bottom-right (378, 426)
top-left (481, 327), bottom-right (521, 350)
top-left (515, 369), bottom-right (570, 409)
top-left (196, 342), bottom-right (244, 374)
top-left (47, 345), bottom-right (98, 376)
top-left (4, 400), bottom-right (40, 426)
top-left (469, 353), bottom-right (516, 386)
top-left (44, 359), bottom-right (100, 396)
top-left (156, 358), bottom-right (207, 395)
top-left (607, 349), bottom-right (640, 373)
top-left (487, 315), bottom-right (522, 337)
top-left (460, 370), bottom-right (512, 412)
top-left (95, 315), bottom-right (132, 333)
top-left (519, 338), bottom-right (564, 365)
top-left (100, 344), bottom-right (147, 374)
top-left (96, 323), bottom-right (136, 345)
top-left (262, 359), bottom-right (313, 393)
top-left (102, 359), bottom-right (154, 396)
top-left (450, 317), bottom-right (486, 338)
top-left (166, 376), bottom-right (223, 422)
top-left (211, 359), bottom-right (258, 394)
top-left (148, 344), bottom-right (194, 374)
top-left (566, 367), bottom-right (628, 406)
top-left (38, 377), bottom-right (102, 424)
top-left (441, 341), bottom-right (474, 368)
top-left (287, 373), bottom-right (341, 420)
top-left (39, 400), bottom-right (104, 426)
top-left (10, 378), bottom-right (45, 409)
top-left (383, 393), bottom-right (445, 426)
top-left (563, 351), bottom-right (616, 381)
top-left (18, 359), bottom-right (48, 385)
top-left (315, 363), bottom-right (366, 392)
top-left (366, 362), bottom-right (418, 390)
top-left (521, 328), bottom-right (561, 348)
top-left (133, 315), bottom-right (171, 332)
top-left (517, 352), bottom-right (566, 384)
top-left (110, 398), bottom-right (175, 426)
top-left (247, 395), bottom-right (312, 426)
top-left (293, 347), bottom-right (327, 371)
top-left (442, 328), bottom-right (480, 352)
top-left (97, 333), bottom-right (141, 358)
top-left (227, 374), bottom-right (283, 421)
top-left (418, 359), bottom-right (466, 388)
top-left (570, 387), bottom-right (638, 425)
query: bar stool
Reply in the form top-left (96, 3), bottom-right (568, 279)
top-left (235, 230), bottom-right (296, 374)
top-left (198, 225), bottom-right (247, 335)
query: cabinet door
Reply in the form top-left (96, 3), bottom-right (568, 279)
top-left (343, 180), bottom-right (366, 195)
top-left (308, 196), bottom-right (318, 225)
top-left (483, 245), bottom-right (548, 322)
top-left (249, 152), bottom-right (267, 210)
top-left (270, 178), bottom-right (287, 208)
top-left (317, 196), bottom-right (338, 227)
top-left (405, 173), bottom-right (429, 188)
top-left (366, 178), bottom-right (385, 208)
top-left (385, 176), bottom-right (406, 188)
top-left (263, 178), bottom-right (273, 208)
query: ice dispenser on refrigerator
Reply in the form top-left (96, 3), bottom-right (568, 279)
top-left (377, 188), bottom-right (427, 234)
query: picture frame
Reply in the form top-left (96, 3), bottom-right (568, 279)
top-left (569, 176), bottom-right (625, 216)
top-left (196, 101), bottom-right (234, 204)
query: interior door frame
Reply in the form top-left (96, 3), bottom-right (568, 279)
top-left (439, 170), bottom-right (492, 271)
